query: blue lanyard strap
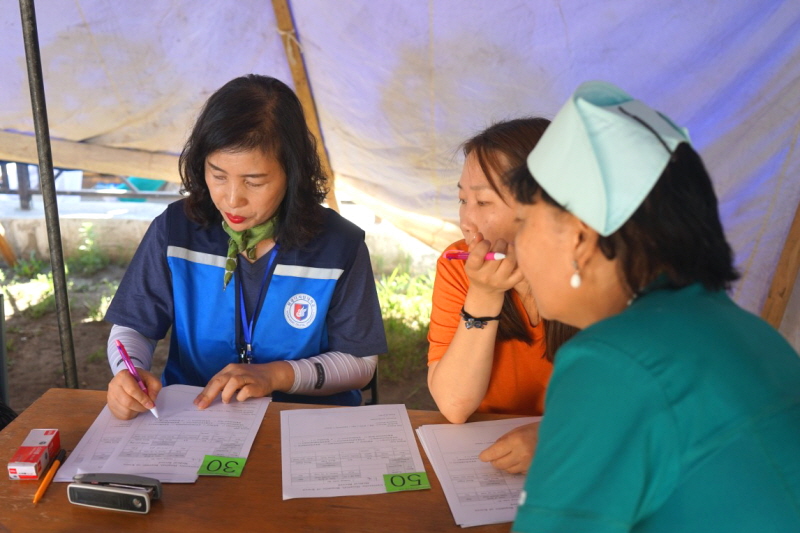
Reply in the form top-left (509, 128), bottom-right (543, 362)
top-left (238, 244), bottom-right (279, 364)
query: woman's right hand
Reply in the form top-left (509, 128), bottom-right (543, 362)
top-left (428, 234), bottom-right (525, 422)
top-left (478, 421), bottom-right (540, 474)
top-left (464, 233), bottom-right (524, 301)
top-left (107, 368), bottom-right (161, 420)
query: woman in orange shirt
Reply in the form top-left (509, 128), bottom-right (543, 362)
top-left (427, 118), bottom-right (576, 474)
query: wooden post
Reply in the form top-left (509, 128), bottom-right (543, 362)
top-left (271, 0), bottom-right (339, 212)
top-left (762, 200), bottom-right (800, 328)
top-left (0, 161), bottom-right (9, 192)
top-left (0, 131), bottom-right (179, 184)
top-left (16, 163), bottom-right (32, 210)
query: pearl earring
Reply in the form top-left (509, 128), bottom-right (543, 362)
top-left (570, 261), bottom-right (581, 289)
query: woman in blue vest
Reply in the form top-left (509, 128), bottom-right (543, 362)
top-left (509, 81), bottom-right (800, 532)
top-left (105, 75), bottom-right (387, 419)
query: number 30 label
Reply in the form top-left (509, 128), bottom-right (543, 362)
top-left (198, 455), bottom-right (246, 477)
top-left (383, 472), bottom-right (431, 493)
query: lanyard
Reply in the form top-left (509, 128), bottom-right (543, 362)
top-left (238, 244), bottom-right (279, 364)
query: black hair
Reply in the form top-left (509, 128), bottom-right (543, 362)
top-left (179, 74), bottom-right (328, 249)
top-left (508, 142), bottom-right (740, 294)
top-left (462, 118), bottom-right (578, 358)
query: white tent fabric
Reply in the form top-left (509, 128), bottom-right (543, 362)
top-left (1, 1), bottom-right (799, 349)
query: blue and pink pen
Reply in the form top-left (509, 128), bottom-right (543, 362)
top-left (115, 339), bottom-right (160, 418)
top-left (444, 250), bottom-right (506, 261)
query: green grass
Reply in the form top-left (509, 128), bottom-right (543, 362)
top-left (83, 280), bottom-right (119, 322)
top-left (65, 223), bottom-right (111, 276)
top-left (5, 224), bottom-right (113, 281)
top-left (2, 223), bottom-right (116, 322)
top-left (87, 348), bottom-right (106, 363)
top-left (11, 251), bottom-right (48, 280)
top-left (21, 273), bottom-right (57, 319)
top-left (376, 267), bottom-right (434, 382)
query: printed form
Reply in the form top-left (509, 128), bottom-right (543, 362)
top-left (56, 384), bottom-right (270, 483)
top-left (281, 404), bottom-right (425, 499)
top-left (416, 417), bottom-right (540, 527)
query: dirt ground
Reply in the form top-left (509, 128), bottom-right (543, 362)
top-left (2, 265), bottom-right (436, 416)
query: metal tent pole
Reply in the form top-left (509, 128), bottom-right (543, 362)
top-left (18, 0), bottom-right (78, 389)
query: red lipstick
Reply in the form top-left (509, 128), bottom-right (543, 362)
top-left (226, 213), bottom-right (246, 224)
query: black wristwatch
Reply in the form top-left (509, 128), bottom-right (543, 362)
top-left (460, 307), bottom-right (501, 329)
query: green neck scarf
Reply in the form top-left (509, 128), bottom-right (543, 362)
top-left (221, 218), bottom-right (277, 289)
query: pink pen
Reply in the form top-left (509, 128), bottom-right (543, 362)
top-left (115, 339), bottom-right (160, 418)
top-left (443, 250), bottom-right (506, 261)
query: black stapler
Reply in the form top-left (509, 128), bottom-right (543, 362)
top-left (67, 473), bottom-right (162, 514)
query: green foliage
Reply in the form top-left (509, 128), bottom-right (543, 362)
top-left (376, 267), bottom-right (434, 330)
top-left (84, 280), bottom-right (119, 322)
top-left (25, 293), bottom-right (56, 319)
top-left (87, 348), bottom-right (106, 363)
top-left (375, 268), bottom-right (434, 382)
top-left (66, 223), bottom-right (110, 276)
top-left (372, 252), bottom-right (413, 278)
top-left (379, 317), bottom-right (430, 383)
top-left (12, 251), bottom-right (48, 280)
top-left (23, 273), bottom-right (56, 318)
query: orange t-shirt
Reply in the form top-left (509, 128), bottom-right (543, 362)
top-left (427, 240), bottom-right (552, 416)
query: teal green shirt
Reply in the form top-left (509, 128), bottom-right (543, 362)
top-left (514, 283), bottom-right (800, 532)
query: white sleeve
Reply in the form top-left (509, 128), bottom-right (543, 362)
top-left (286, 353), bottom-right (377, 395)
top-left (107, 324), bottom-right (158, 375)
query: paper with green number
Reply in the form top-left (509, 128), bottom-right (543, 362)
top-left (383, 472), bottom-right (431, 492)
top-left (198, 455), bottom-right (246, 477)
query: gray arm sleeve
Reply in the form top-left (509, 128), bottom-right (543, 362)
top-left (107, 324), bottom-right (158, 375)
top-left (286, 353), bottom-right (377, 396)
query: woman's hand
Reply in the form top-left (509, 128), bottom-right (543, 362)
top-left (107, 368), bottom-right (161, 420)
top-left (477, 421), bottom-right (540, 474)
top-left (194, 361), bottom-right (294, 409)
top-left (428, 234), bottom-right (526, 423)
top-left (464, 234), bottom-right (524, 303)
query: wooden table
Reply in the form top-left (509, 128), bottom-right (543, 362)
top-left (0, 389), bottom-right (517, 532)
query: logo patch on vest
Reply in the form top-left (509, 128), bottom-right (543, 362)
top-left (284, 294), bottom-right (317, 329)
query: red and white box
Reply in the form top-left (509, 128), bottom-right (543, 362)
top-left (7, 429), bottom-right (60, 480)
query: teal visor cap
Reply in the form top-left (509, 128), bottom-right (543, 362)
top-left (526, 81), bottom-right (691, 236)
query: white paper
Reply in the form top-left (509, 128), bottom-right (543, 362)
top-left (56, 384), bottom-right (270, 483)
top-left (416, 417), bottom-right (540, 528)
top-left (54, 404), bottom-right (159, 482)
top-left (281, 404), bottom-right (425, 499)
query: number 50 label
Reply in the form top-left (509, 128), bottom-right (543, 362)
top-left (383, 472), bottom-right (431, 493)
top-left (198, 455), bottom-right (247, 477)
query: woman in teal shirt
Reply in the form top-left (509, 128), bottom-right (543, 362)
top-left (508, 81), bottom-right (800, 532)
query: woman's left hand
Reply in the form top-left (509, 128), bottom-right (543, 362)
top-left (194, 361), bottom-right (295, 409)
top-left (477, 421), bottom-right (540, 474)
